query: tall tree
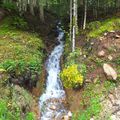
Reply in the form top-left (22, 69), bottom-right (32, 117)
top-left (83, 0), bottom-right (87, 29)
top-left (70, 0), bottom-right (78, 52)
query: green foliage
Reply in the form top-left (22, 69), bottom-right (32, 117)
top-left (0, 17), bottom-right (44, 77)
top-left (60, 64), bottom-right (84, 88)
top-left (12, 16), bottom-right (28, 30)
top-left (0, 99), bottom-right (36, 120)
top-left (0, 99), bottom-right (20, 120)
top-left (25, 113), bottom-right (35, 120)
top-left (1, 0), bottom-right (17, 11)
top-left (87, 17), bottom-right (120, 38)
top-left (87, 21), bottom-right (101, 31)
top-left (72, 78), bottom-right (116, 120)
top-left (114, 57), bottom-right (120, 65)
top-left (65, 48), bottom-right (82, 66)
top-left (72, 83), bottom-right (101, 120)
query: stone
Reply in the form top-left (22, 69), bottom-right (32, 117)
top-left (103, 63), bottom-right (117, 80)
top-left (108, 55), bottom-right (113, 61)
top-left (104, 33), bottom-right (107, 36)
top-left (115, 34), bottom-right (120, 39)
top-left (85, 79), bottom-right (92, 83)
top-left (100, 37), bottom-right (104, 41)
top-left (63, 115), bottom-right (69, 120)
top-left (98, 50), bottom-right (105, 57)
top-left (68, 111), bottom-right (72, 117)
top-left (50, 105), bottom-right (56, 110)
top-left (110, 30), bottom-right (115, 33)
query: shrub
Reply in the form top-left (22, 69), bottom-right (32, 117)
top-left (12, 16), bottom-right (28, 30)
top-left (25, 112), bottom-right (35, 120)
top-left (87, 21), bottom-right (101, 30)
top-left (1, 0), bottom-right (17, 11)
top-left (60, 64), bottom-right (84, 89)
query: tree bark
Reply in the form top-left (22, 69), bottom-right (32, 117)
top-left (70, 0), bottom-right (73, 42)
top-left (83, 0), bottom-right (87, 29)
top-left (39, 5), bottom-right (45, 22)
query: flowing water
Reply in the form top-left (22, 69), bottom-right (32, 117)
top-left (39, 26), bottom-right (69, 120)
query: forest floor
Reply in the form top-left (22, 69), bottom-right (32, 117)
top-left (66, 29), bottom-right (120, 120)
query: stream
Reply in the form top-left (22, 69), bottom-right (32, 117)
top-left (39, 24), bottom-right (70, 120)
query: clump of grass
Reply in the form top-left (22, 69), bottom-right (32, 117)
top-left (0, 17), bottom-right (45, 77)
top-left (87, 17), bottom-right (120, 38)
top-left (72, 80), bottom-right (116, 120)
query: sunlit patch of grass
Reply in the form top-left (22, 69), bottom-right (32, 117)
top-left (87, 17), bottom-right (120, 38)
top-left (0, 17), bottom-right (45, 75)
top-left (72, 80), bottom-right (116, 120)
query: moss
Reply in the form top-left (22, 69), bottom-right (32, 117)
top-left (87, 17), bottom-right (120, 38)
top-left (0, 17), bottom-right (45, 79)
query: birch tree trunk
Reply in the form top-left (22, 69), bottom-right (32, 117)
top-left (70, 0), bottom-right (73, 42)
top-left (72, 0), bottom-right (77, 52)
top-left (83, 0), bottom-right (87, 29)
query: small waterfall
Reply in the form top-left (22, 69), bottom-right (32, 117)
top-left (39, 25), bottom-right (70, 120)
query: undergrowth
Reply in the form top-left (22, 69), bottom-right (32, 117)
top-left (0, 17), bottom-right (44, 77)
top-left (72, 80), bottom-right (116, 120)
top-left (87, 17), bottom-right (120, 38)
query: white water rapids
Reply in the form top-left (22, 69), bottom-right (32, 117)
top-left (39, 26), bottom-right (69, 120)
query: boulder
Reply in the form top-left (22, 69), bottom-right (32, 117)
top-left (115, 34), bottom-right (120, 39)
top-left (103, 63), bottom-right (117, 80)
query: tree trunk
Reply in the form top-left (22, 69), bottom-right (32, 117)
top-left (70, 0), bottom-right (73, 42)
top-left (70, 0), bottom-right (78, 52)
top-left (83, 0), bottom-right (87, 29)
top-left (39, 5), bottom-right (45, 22)
top-left (72, 0), bottom-right (77, 52)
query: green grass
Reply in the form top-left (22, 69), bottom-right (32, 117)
top-left (0, 99), bottom-right (35, 120)
top-left (87, 17), bottom-right (120, 38)
top-left (0, 17), bottom-right (45, 76)
top-left (72, 80), bottom-right (116, 120)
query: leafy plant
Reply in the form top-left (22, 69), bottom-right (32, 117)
top-left (60, 64), bottom-right (84, 88)
top-left (1, 0), bottom-right (17, 11)
top-left (88, 17), bottom-right (120, 38)
top-left (25, 112), bottom-right (35, 120)
top-left (65, 48), bottom-right (82, 66)
top-left (12, 16), bottom-right (28, 30)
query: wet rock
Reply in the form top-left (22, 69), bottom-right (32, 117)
top-left (98, 50), bottom-right (105, 57)
top-left (68, 111), bottom-right (72, 117)
top-left (103, 63), bottom-right (117, 80)
top-left (62, 115), bottom-right (69, 120)
top-left (50, 105), bottom-right (56, 110)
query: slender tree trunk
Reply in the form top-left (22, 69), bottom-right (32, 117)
top-left (70, 0), bottom-right (73, 42)
top-left (83, 0), bottom-right (87, 29)
top-left (30, 6), bottom-right (34, 15)
top-left (39, 5), bottom-right (45, 22)
top-left (72, 0), bottom-right (77, 52)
